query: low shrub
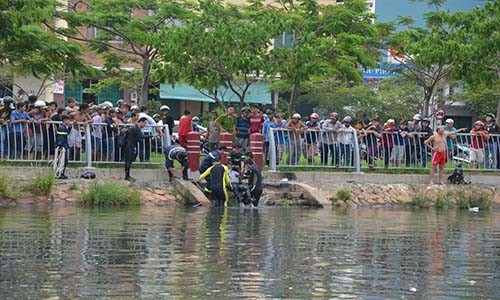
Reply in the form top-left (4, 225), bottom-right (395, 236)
top-left (81, 181), bottom-right (141, 206)
top-left (69, 183), bottom-right (78, 191)
top-left (28, 170), bottom-right (55, 196)
top-left (434, 192), bottom-right (452, 209)
top-left (456, 189), bottom-right (493, 210)
top-left (330, 188), bottom-right (352, 205)
top-left (410, 191), bottom-right (432, 209)
top-left (0, 175), bottom-right (21, 199)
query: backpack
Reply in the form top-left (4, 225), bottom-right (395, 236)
top-left (117, 127), bottom-right (129, 148)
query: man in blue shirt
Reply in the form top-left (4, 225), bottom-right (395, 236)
top-left (10, 102), bottom-right (32, 159)
top-left (235, 107), bottom-right (251, 152)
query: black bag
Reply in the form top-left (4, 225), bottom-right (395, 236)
top-left (117, 127), bottom-right (129, 148)
top-left (81, 171), bottom-right (96, 179)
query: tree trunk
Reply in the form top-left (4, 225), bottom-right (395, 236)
top-left (423, 87), bottom-right (432, 117)
top-left (139, 56), bottom-right (150, 107)
top-left (496, 99), bottom-right (500, 123)
top-left (289, 83), bottom-right (299, 119)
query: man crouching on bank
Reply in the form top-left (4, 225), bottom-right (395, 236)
top-left (164, 144), bottom-right (189, 181)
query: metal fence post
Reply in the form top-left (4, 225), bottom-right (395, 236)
top-left (164, 125), bottom-right (171, 147)
top-left (85, 123), bottom-right (92, 168)
top-left (269, 128), bottom-right (277, 171)
top-left (352, 129), bottom-right (361, 173)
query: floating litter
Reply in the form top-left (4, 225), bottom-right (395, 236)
top-left (409, 287), bottom-right (417, 292)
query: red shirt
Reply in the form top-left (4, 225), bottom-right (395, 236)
top-left (249, 113), bottom-right (264, 134)
top-left (470, 129), bottom-right (489, 149)
top-left (381, 125), bottom-right (396, 148)
top-left (178, 115), bottom-right (192, 136)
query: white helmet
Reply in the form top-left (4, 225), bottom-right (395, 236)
top-left (445, 118), bottom-right (454, 125)
top-left (160, 105), bottom-right (170, 111)
top-left (103, 101), bottom-right (113, 108)
top-left (130, 105), bottom-right (139, 111)
top-left (34, 100), bottom-right (47, 108)
top-left (292, 113), bottom-right (301, 119)
top-left (413, 114), bottom-right (422, 121)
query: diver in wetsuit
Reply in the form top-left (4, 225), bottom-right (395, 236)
top-left (199, 144), bottom-right (227, 191)
top-left (199, 160), bottom-right (232, 207)
top-left (245, 158), bottom-right (263, 206)
top-left (164, 144), bottom-right (189, 181)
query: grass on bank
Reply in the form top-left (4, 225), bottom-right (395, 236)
top-left (329, 187), bottom-right (353, 205)
top-left (80, 181), bottom-right (142, 207)
top-left (407, 188), bottom-right (493, 210)
top-left (0, 175), bottom-right (21, 199)
top-left (27, 170), bottom-right (55, 196)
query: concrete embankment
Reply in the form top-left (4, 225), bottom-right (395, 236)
top-left (1, 167), bottom-right (499, 208)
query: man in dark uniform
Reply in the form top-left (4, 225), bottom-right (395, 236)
top-left (199, 144), bottom-right (227, 190)
top-left (199, 160), bottom-right (232, 207)
top-left (245, 158), bottom-right (263, 207)
top-left (124, 117), bottom-right (148, 182)
top-left (160, 105), bottom-right (175, 137)
top-left (55, 115), bottom-right (72, 179)
top-left (0, 96), bottom-right (15, 159)
top-left (164, 144), bottom-right (189, 181)
top-left (228, 142), bottom-right (245, 173)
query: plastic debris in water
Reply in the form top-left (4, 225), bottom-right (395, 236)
top-left (409, 287), bottom-right (417, 292)
top-left (469, 207), bottom-right (479, 212)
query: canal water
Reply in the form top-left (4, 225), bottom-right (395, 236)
top-left (0, 206), bottom-right (499, 299)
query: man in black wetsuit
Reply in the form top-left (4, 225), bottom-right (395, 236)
top-left (199, 144), bottom-right (227, 191)
top-left (245, 158), bottom-right (263, 207)
top-left (124, 117), bottom-right (148, 182)
top-left (164, 144), bottom-right (189, 181)
top-left (199, 160), bottom-right (232, 207)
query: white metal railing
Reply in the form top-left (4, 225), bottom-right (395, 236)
top-left (267, 127), bottom-right (500, 172)
top-left (1, 120), bottom-right (170, 167)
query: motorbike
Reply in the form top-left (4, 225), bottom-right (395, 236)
top-left (452, 143), bottom-right (470, 164)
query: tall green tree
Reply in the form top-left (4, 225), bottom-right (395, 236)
top-left (270, 0), bottom-right (379, 117)
top-left (53, 0), bottom-right (191, 106)
top-left (448, 0), bottom-right (500, 120)
top-left (389, 0), bottom-right (459, 117)
top-left (155, 0), bottom-right (279, 108)
top-left (0, 0), bottom-right (92, 98)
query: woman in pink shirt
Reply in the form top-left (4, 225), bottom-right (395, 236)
top-left (178, 110), bottom-right (192, 148)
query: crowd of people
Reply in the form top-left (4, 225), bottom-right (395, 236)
top-left (1, 95), bottom-right (499, 177)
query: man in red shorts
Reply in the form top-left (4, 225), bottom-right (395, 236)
top-left (424, 126), bottom-right (459, 185)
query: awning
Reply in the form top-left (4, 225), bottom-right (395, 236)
top-left (160, 82), bottom-right (272, 104)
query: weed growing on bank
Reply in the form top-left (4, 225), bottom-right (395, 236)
top-left (456, 189), bottom-right (492, 210)
top-left (28, 170), bottom-right (55, 196)
top-left (171, 186), bottom-right (194, 205)
top-left (81, 181), bottom-right (141, 206)
top-left (0, 175), bottom-right (21, 199)
top-left (330, 188), bottom-right (353, 205)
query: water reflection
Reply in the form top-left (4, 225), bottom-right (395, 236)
top-left (0, 207), bottom-right (499, 299)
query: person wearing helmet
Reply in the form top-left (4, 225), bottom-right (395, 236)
top-left (0, 96), bottom-right (15, 159)
top-left (30, 100), bottom-right (49, 159)
top-left (286, 113), bottom-right (307, 165)
top-left (470, 120), bottom-right (490, 169)
top-left (336, 116), bottom-right (355, 167)
top-left (159, 105), bottom-right (175, 136)
top-left (484, 113), bottom-right (500, 169)
top-left (235, 107), bottom-right (251, 152)
top-left (192, 116), bottom-right (201, 132)
top-left (304, 113), bottom-right (320, 164)
top-left (152, 113), bottom-right (162, 125)
top-left (416, 118), bottom-right (434, 168)
top-left (164, 144), bottom-right (189, 181)
top-left (321, 112), bottom-right (342, 166)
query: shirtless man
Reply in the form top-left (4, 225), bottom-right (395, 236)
top-left (424, 126), bottom-right (466, 185)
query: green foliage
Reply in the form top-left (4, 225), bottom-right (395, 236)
top-left (434, 192), bottom-right (451, 209)
top-left (156, 0), bottom-right (278, 108)
top-left (69, 183), bottom-right (79, 191)
top-left (456, 189), bottom-right (493, 210)
top-left (28, 171), bottom-right (55, 196)
top-left (80, 181), bottom-right (142, 207)
top-left (330, 188), bottom-right (353, 204)
top-left (410, 191), bottom-right (432, 208)
top-left (0, 175), bottom-right (21, 199)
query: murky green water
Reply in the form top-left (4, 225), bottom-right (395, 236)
top-left (0, 206), bottom-right (499, 299)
